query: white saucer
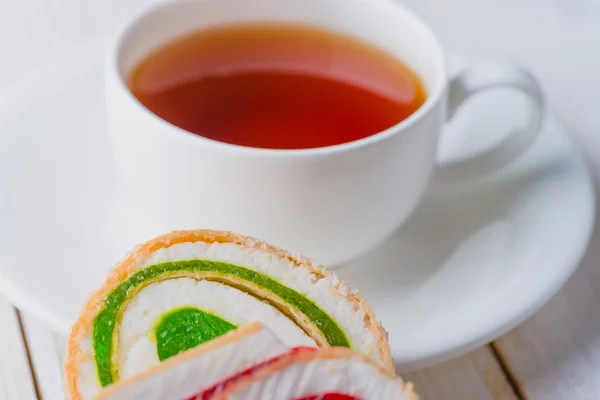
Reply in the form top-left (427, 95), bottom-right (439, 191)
top-left (0, 37), bottom-right (594, 372)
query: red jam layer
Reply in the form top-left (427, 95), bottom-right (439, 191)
top-left (295, 394), bottom-right (361, 400)
top-left (189, 346), bottom-right (318, 400)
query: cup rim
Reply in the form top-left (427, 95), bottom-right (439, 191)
top-left (108, 0), bottom-right (448, 157)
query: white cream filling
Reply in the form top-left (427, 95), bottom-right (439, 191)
top-left (227, 358), bottom-right (409, 399)
top-left (118, 278), bottom-right (315, 379)
top-left (74, 337), bottom-right (100, 400)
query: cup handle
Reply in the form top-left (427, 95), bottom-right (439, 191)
top-left (435, 63), bottom-right (545, 181)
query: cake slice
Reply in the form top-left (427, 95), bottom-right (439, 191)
top-left (65, 230), bottom-right (392, 399)
top-left (211, 347), bottom-right (418, 400)
top-left (94, 322), bottom-right (289, 400)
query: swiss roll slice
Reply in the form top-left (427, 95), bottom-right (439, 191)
top-left (65, 230), bottom-right (392, 400)
top-left (94, 322), bottom-right (289, 400)
top-left (212, 347), bottom-right (418, 400)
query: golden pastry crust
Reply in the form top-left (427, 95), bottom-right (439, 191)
top-left (64, 230), bottom-right (393, 400)
top-left (212, 346), bottom-right (419, 400)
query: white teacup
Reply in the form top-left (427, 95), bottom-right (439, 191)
top-left (105, 0), bottom-right (544, 266)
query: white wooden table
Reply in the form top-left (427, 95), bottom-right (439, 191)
top-left (1, 0), bottom-right (600, 399)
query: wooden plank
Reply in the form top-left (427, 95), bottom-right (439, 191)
top-left (492, 181), bottom-right (600, 399)
top-left (494, 249), bottom-right (600, 399)
top-left (404, 346), bottom-right (518, 400)
top-left (0, 296), bottom-right (38, 399)
top-left (20, 313), bottom-right (66, 400)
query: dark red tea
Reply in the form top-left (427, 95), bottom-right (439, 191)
top-left (128, 24), bottom-right (427, 149)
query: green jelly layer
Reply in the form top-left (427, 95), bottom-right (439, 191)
top-left (155, 307), bottom-right (237, 361)
top-left (93, 260), bottom-right (350, 387)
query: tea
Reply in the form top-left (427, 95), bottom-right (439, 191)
top-left (128, 24), bottom-right (427, 149)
